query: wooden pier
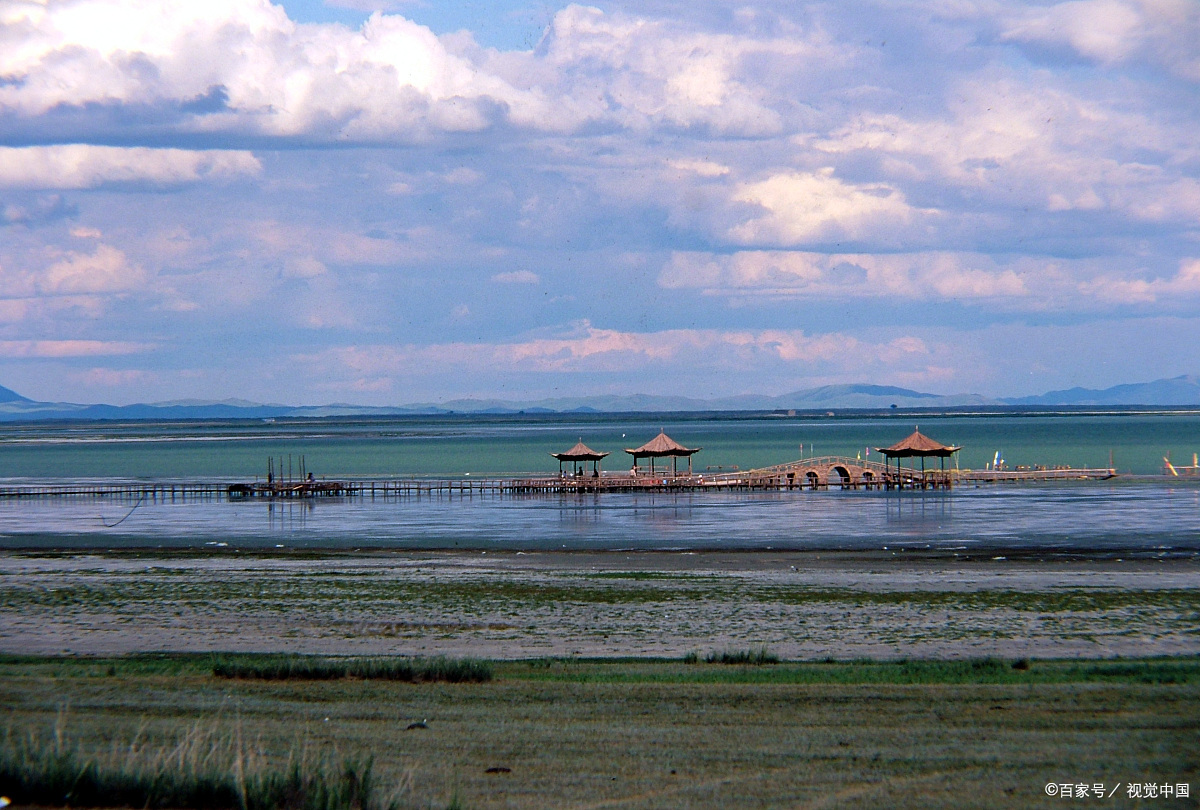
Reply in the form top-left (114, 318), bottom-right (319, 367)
top-left (0, 457), bottom-right (1117, 502)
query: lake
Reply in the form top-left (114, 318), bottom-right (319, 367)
top-left (0, 412), bottom-right (1197, 554)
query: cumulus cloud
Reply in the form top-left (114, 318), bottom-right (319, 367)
top-left (727, 170), bottom-right (919, 246)
top-left (815, 76), bottom-right (1200, 224)
top-left (0, 242), bottom-right (146, 301)
top-left (1078, 258), bottom-right (1200, 304)
top-left (996, 0), bottom-right (1200, 79)
top-left (0, 146), bottom-right (261, 190)
top-left (0, 1), bottom-right (830, 142)
top-left (39, 243), bottom-right (145, 295)
top-left (495, 4), bottom-right (814, 135)
top-left (0, 0), bottom-right (536, 141)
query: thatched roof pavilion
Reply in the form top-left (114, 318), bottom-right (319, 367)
top-left (876, 429), bottom-right (961, 458)
top-left (875, 429), bottom-right (961, 476)
top-left (624, 430), bottom-right (702, 476)
top-left (551, 440), bottom-right (609, 477)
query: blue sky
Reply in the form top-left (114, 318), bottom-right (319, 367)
top-left (1, 0), bottom-right (1198, 405)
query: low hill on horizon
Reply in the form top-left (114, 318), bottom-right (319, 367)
top-left (0, 376), bottom-right (1196, 421)
top-left (1000, 375), bottom-right (1200, 407)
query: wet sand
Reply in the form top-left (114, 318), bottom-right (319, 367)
top-left (1, 550), bottom-right (1197, 660)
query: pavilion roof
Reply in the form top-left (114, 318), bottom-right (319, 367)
top-left (624, 430), bottom-right (701, 458)
top-left (551, 440), bottom-right (609, 461)
top-left (876, 429), bottom-right (961, 458)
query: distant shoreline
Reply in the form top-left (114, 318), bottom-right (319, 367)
top-left (5, 403), bottom-right (1200, 425)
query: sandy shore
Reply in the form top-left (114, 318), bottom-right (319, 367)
top-left (1, 550), bottom-right (1197, 660)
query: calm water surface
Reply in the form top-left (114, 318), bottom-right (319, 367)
top-left (1, 413), bottom-right (1198, 553)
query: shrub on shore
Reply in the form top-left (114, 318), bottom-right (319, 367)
top-left (211, 656), bottom-right (492, 683)
top-left (701, 647), bottom-right (780, 665)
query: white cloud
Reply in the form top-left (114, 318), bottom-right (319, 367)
top-left (815, 76), bottom-right (1200, 223)
top-left (39, 244), bottom-right (146, 296)
top-left (0, 243), bottom-right (146, 302)
top-left (0, 146), bottom-right (261, 189)
top-left (1078, 258), bottom-right (1200, 303)
top-left (491, 4), bottom-right (822, 135)
top-left (668, 158), bottom-right (731, 178)
top-left (996, 0), bottom-right (1200, 79)
top-left (491, 270), bottom-right (540, 284)
top-left (1000, 0), bottom-right (1145, 63)
top-left (0, 2), bottom-right (832, 141)
top-left (728, 169), bottom-right (918, 246)
top-left (0, 0), bottom-right (539, 140)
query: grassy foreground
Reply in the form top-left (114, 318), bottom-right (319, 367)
top-left (1, 654), bottom-right (1197, 809)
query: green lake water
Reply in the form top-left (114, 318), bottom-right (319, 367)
top-left (0, 412), bottom-right (1195, 479)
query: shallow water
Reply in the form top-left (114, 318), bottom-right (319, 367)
top-left (2, 413), bottom-right (1199, 553)
top-left (1, 482), bottom-right (1197, 555)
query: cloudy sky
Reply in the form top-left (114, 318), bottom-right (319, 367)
top-left (1, 0), bottom-right (1198, 405)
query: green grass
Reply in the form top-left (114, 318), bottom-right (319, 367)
top-left (211, 655), bottom-right (492, 683)
top-left (0, 722), bottom-right (398, 810)
top-left (2, 653), bottom-right (1196, 686)
top-left (1, 654), bottom-right (1196, 810)
top-left (506, 655), bottom-right (1200, 685)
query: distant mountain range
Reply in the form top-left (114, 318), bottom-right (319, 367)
top-left (1, 376), bottom-right (1198, 421)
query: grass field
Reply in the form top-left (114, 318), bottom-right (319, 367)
top-left (1, 654), bottom-right (1197, 809)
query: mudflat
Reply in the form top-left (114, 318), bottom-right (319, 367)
top-left (1, 550), bottom-right (1196, 660)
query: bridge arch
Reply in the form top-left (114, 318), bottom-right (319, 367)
top-left (830, 465), bottom-right (852, 489)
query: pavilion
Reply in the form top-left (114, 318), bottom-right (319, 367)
top-left (551, 440), bottom-right (609, 478)
top-left (875, 428), bottom-right (961, 485)
top-left (624, 430), bottom-right (702, 477)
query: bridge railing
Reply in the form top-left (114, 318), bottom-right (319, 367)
top-left (746, 456), bottom-right (893, 476)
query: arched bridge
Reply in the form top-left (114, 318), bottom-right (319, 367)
top-left (734, 456), bottom-right (950, 490)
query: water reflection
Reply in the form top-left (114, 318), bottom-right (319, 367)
top-left (266, 500), bottom-right (314, 534)
top-left (884, 492), bottom-right (953, 532)
top-left (0, 484), bottom-right (1198, 555)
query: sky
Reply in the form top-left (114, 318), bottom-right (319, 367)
top-left (1, 0), bottom-right (1198, 406)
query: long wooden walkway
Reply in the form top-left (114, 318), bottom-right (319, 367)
top-left (0, 457), bottom-right (1116, 501)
